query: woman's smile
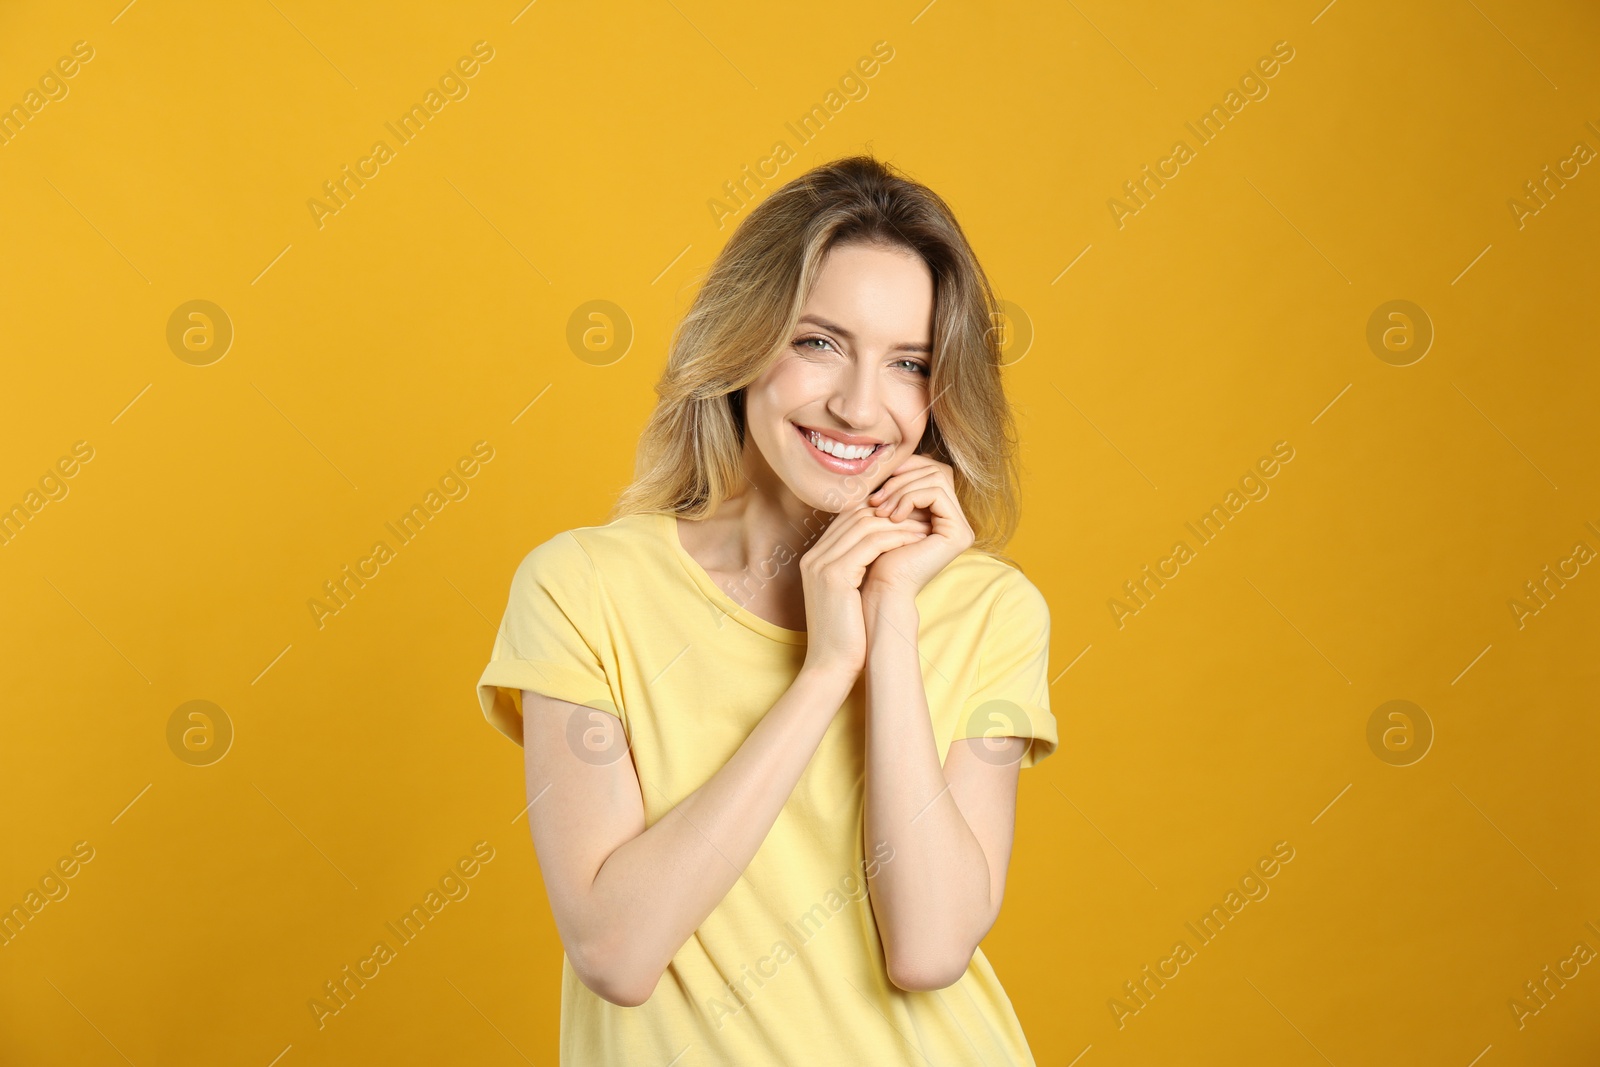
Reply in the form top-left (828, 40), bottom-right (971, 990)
top-left (794, 422), bottom-right (890, 475)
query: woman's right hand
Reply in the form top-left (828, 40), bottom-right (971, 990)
top-left (799, 503), bottom-right (931, 678)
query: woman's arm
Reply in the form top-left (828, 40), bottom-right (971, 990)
top-left (858, 589), bottom-right (1026, 993)
top-left (519, 507), bottom-right (929, 1007)
top-left (521, 665), bottom-right (853, 1006)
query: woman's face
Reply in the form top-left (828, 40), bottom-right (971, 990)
top-left (743, 241), bottom-right (935, 514)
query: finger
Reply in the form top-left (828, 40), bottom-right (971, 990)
top-left (838, 506), bottom-right (927, 545)
top-left (832, 527), bottom-right (931, 583)
top-left (872, 463), bottom-right (954, 507)
top-left (874, 454), bottom-right (950, 490)
top-left (813, 515), bottom-right (930, 571)
top-left (873, 471), bottom-right (944, 519)
top-left (810, 501), bottom-right (879, 553)
top-left (891, 484), bottom-right (940, 523)
top-left (870, 470), bottom-right (939, 511)
top-left (866, 456), bottom-right (941, 502)
top-left (825, 514), bottom-right (931, 560)
top-left (891, 484), bottom-right (958, 527)
top-left (866, 469), bottom-right (920, 504)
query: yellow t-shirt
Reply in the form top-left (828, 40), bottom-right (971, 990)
top-left (476, 510), bottom-right (1058, 1066)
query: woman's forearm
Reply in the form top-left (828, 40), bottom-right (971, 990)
top-left (860, 592), bottom-right (993, 990)
top-left (579, 663), bottom-right (856, 1004)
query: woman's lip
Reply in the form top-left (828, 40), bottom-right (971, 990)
top-left (794, 422), bottom-right (886, 475)
top-left (794, 423), bottom-right (883, 447)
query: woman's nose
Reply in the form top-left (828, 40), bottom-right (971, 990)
top-left (826, 361), bottom-right (881, 427)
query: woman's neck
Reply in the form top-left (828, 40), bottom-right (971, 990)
top-left (675, 488), bottom-right (831, 632)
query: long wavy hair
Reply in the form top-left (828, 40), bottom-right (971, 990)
top-left (610, 154), bottom-right (1023, 558)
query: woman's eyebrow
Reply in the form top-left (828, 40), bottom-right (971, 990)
top-left (797, 315), bottom-right (931, 354)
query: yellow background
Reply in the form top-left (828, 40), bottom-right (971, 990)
top-left (2, 1), bottom-right (1596, 1063)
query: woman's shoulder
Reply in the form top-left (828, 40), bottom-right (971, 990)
top-left (515, 511), bottom-right (665, 572)
top-left (925, 547), bottom-right (1049, 617)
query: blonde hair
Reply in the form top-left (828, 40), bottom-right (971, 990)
top-left (610, 154), bottom-right (1023, 557)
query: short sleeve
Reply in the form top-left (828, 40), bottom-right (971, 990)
top-left (475, 531), bottom-right (618, 747)
top-left (951, 570), bottom-right (1059, 770)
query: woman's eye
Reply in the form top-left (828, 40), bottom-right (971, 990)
top-left (894, 358), bottom-right (931, 376)
top-left (794, 336), bottom-right (835, 353)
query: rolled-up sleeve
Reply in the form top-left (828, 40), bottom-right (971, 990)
top-left (476, 531), bottom-right (618, 746)
top-left (950, 570), bottom-right (1058, 769)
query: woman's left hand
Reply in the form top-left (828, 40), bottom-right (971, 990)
top-left (859, 454), bottom-right (974, 602)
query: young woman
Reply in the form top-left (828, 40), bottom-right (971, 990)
top-left (477, 155), bottom-right (1057, 1065)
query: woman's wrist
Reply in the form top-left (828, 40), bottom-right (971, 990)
top-left (796, 658), bottom-right (860, 699)
top-left (862, 589), bottom-right (919, 643)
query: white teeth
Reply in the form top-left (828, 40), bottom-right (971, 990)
top-left (807, 429), bottom-right (878, 460)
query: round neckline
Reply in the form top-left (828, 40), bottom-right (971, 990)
top-left (655, 512), bottom-right (808, 645)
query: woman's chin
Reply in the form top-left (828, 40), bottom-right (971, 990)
top-left (810, 487), bottom-right (871, 515)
